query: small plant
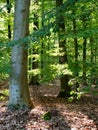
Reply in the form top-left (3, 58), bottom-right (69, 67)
top-left (1, 89), bottom-right (9, 96)
top-left (0, 89), bottom-right (9, 101)
top-left (42, 111), bottom-right (51, 120)
top-left (68, 88), bottom-right (84, 102)
top-left (0, 95), bottom-right (5, 101)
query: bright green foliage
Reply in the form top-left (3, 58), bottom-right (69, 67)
top-left (0, 0), bottom-right (98, 95)
top-left (68, 89), bottom-right (84, 102)
top-left (0, 89), bottom-right (9, 101)
top-left (0, 1), bottom-right (14, 80)
top-left (28, 0), bottom-right (98, 86)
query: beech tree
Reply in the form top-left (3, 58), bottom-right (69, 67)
top-left (8, 0), bottom-right (33, 110)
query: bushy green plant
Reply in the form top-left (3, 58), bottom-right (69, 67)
top-left (0, 89), bottom-right (9, 101)
top-left (68, 88), bottom-right (84, 102)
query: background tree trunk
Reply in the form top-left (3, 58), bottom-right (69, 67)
top-left (8, 0), bottom-right (33, 110)
top-left (72, 6), bottom-right (79, 89)
top-left (56, 0), bottom-right (71, 97)
top-left (6, 0), bottom-right (11, 39)
top-left (29, 0), bottom-right (40, 85)
top-left (82, 14), bottom-right (87, 85)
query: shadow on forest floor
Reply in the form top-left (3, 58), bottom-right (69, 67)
top-left (0, 106), bottom-right (72, 130)
top-left (0, 81), bottom-right (98, 129)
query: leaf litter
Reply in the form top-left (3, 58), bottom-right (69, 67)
top-left (0, 83), bottom-right (98, 130)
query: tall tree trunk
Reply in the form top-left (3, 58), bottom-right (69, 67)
top-left (90, 36), bottom-right (95, 84)
top-left (90, 37), bottom-right (94, 64)
top-left (82, 37), bottom-right (87, 85)
top-left (82, 14), bottom-right (87, 85)
top-left (6, 0), bottom-right (11, 39)
top-left (8, 0), bottom-right (33, 110)
top-left (90, 36), bottom-right (94, 72)
top-left (72, 7), bottom-right (79, 89)
top-left (40, 0), bottom-right (44, 79)
top-left (56, 0), bottom-right (71, 97)
top-left (81, 6), bottom-right (90, 85)
top-left (29, 0), bottom-right (40, 85)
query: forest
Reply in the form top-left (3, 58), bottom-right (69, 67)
top-left (0, 0), bottom-right (98, 130)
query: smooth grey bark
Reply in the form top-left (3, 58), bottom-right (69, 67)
top-left (8, 0), bottom-right (33, 110)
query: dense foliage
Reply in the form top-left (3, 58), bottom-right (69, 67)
top-left (0, 0), bottom-right (98, 94)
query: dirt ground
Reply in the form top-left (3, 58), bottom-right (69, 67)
top-left (0, 81), bottom-right (98, 130)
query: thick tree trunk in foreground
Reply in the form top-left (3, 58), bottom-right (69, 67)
top-left (8, 0), bottom-right (33, 110)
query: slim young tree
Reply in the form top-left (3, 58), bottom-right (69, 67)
top-left (72, 5), bottom-right (79, 89)
top-left (82, 10), bottom-right (88, 85)
top-left (29, 0), bottom-right (40, 85)
top-left (6, 0), bottom-right (11, 39)
top-left (8, 0), bottom-right (33, 110)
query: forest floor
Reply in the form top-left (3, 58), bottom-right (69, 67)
top-left (0, 80), bottom-right (98, 130)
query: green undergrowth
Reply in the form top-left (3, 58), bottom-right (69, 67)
top-left (42, 111), bottom-right (51, 120)
top-left (0, 89), bottom-right (9, 101)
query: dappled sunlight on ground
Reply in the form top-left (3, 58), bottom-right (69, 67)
top-left (0, 81), bottom-right (98, 129)
top-left (0, 102), bottom-right (98, 130)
